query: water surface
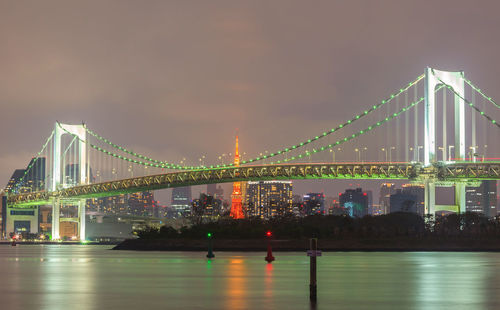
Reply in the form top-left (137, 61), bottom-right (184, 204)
top-left (1, 245), bottom-right (499, 309)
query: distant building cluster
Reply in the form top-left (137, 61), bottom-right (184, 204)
top-left (86, 191), bottom-right (160, 217)
top-left (2, 153), bottom-right (500, 240)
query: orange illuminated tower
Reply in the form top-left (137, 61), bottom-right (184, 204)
top-left (230, 135), bottom-right (244, 219)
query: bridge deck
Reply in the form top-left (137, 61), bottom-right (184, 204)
top-left (7, 162), bottom-right (500, 207)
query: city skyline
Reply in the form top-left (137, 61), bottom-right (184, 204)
top-left (3, 1), bottom-right (500, 200)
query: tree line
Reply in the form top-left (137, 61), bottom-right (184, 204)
top-left (136, 212), bottom-right (500, 240)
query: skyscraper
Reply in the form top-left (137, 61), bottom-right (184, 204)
top-left (5, 169), bottom-right (26, 194)
top-left (171, 186), bottom-right (192, 217)
top-left (379, 183), bottom-right (396, 214)
top-left (303, 193), bottom-right (325, 215)
top-left (230, 136), bottom-right (244, 219)
top-left (246, 180), bottom-right (293, 218)
top-left (466, 180), bottom-right (497, 217)
top-left (129, 192), bottom-right (157, 217)
top-left (390, 189), bottom-right (418, 213)
top-left (339, 188), bottom-right (368, 217)
top-left (191, 193), bottom-right (222, 218)
top-left (401, 184), bottom-right (425, 216)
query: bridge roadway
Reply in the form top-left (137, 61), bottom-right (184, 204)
top-left (7, 162), bottom-right (500, 207)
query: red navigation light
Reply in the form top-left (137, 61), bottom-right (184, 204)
top-left (266, 231), bottom-right (272, 237)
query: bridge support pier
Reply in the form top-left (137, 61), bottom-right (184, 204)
top-left (425, 182), bottom-right (436, 215)
top-left (455, 183), bottom-right (466, 214)
top-left (51, 198), bottom-right (60, 240)
top-left (78, 199), bottom-right (86, 241)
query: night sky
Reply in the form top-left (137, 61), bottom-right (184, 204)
top-left (1, 1), bottom-right (500, 203)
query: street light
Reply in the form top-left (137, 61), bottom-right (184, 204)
top-left (448, 145), bottom-right (454, 161)
top-left (355, 148), bottom-right (360, 162)
top-left (389, 147), bottom-right (396, 163)
top-left (361, 147), bottom-right (368, 162)
top-left (469, 146), bottom-right (478, 162)
top-left (220, 153), bottom-right (227, 165)
top-left (199, 155), bottom-right (206, 167)
top-left (381, 147), bottom-right (388, 162)
top-left (417, 146), bottom-right (423, 162)
top-left (329, 149), bottom-right (335, 162)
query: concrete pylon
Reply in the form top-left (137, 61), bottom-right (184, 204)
top-left (51, 197), bottom-right (60, 240)
top-left (424, 181), bottom-right (436, 215)
top-left (424, 68), bottom-right (467, 215)
top-left (455, 183), bottom-right (466, 214)
top-left (51, 123), bottom-right (87, 240)
top-left (78, 199), bottom-right (86, 241)
top-left (424, 67), bottom-right (465, 166)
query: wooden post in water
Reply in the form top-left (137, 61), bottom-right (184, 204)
top-left (309, 238), bottom-right (317, 302)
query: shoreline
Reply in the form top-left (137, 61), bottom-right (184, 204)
top-left (112, 238), bottom-right (500, 252)
top-left (0, 241), bottom-right (120, 245)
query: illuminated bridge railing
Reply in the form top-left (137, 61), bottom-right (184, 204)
top-left (438, 162), bottom-right (500, 180)
top-left (7, 163), bottom-right (418, 206)
top-left (8, 162), bottom-right (500, 207)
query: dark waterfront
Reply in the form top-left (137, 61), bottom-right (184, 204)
top-left (1, 245), bottom-right (500, 309)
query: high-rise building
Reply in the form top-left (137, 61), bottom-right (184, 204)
top-left (339, 188), bottom-right (368, 217)
top-left (379, 183), bottom-right (396, 214)
top-left (129, 192), bottom-right (155, 217)
top-left (86, 194), bottom-right (128, 215)
top-left (466, 180), bottom-right (497, 217)
top-left (24, 157), bottom-right (46, 192)
top-left (230, 136), bottom-right (244, 219)
top-left (5, 158), bottom-right (46, 194)
top-left (171, 186), bottom-right (192, 217)
top-left (390, 189), bottom-right (418, 213)
top-left (241, 181), bottom-right (248, 212)
top-left (303, 193), bottom-right (325, 215)
top-left (401, 184), bottom-right (425, 216)
top-left (127, 191), bottom-right (157, 217)
top-left (365, 190), bottom-right (373, 214)
top-left (246, 181), bottom-right (293, 219)
top-left (5, 169), bottom-right (26, 193)
top-left (192, 193), bottom-right (222, 218)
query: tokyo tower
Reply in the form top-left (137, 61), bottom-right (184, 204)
top-left (230, 135), bottom-right (244, 219)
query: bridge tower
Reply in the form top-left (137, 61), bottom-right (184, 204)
top-left (50, 123), bottom-right (87, 240)
top-left (230, 135), bottom-right (244, 219)
top-left (423, 67), bottom-right (466, 215)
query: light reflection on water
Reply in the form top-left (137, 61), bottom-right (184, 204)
top-left (0, 245), bottom-right (499, 309)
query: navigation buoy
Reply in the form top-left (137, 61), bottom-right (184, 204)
top-left (265, 231), bottom-right (275, 263)
top-left (206, 232), bottom-right (215, 258)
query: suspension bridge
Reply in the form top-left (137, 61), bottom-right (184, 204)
top-left (4, 67), bottom-right (500, 240)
